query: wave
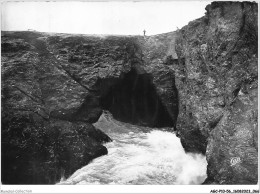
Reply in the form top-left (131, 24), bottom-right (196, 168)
top-left (58, 111), bottom-right (207, 185)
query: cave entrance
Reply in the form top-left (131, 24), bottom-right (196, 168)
top-left (100, 68), bottom-right (174, 128)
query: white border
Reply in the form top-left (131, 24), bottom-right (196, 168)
top-left (0, 185), bottom-right (259, 194)
top-left (0, 0), bottom-right (259, 193)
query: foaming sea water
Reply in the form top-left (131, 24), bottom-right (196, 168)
top-left (59, 111), bottom-right (207, 185)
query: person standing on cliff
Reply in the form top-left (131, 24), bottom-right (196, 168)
top-left (143, 29), bottom-right (146, 37)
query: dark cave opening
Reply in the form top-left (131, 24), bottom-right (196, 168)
top-left (100, 68), bottom-right (174, 128)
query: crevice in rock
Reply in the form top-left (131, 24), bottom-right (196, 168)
top-left (98, 68), bottom-right (175, 128)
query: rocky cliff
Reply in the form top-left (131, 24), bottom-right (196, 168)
top-left (2, 32), bottom-right (113, 184)
top-left (175, 1), bottom-right (258, 184)
top-left (1, 1), bottom-right (258, 185)
top-left (1, 31), bottom-right (178, 184)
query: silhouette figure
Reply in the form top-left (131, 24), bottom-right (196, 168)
top-left (143, 30), bottom-right (146, 36)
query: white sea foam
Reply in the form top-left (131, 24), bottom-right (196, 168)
top-left (58, 111), bottom-right (207, 185)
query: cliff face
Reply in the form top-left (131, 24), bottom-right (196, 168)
top-left (1, 32), bottom-right (178, 184)
top-left (2, 33), bottom-right (114, 184)
top-left (1, 1), bottom-right (258, 185)
top-left (175, 1), bottom-right (258, 184)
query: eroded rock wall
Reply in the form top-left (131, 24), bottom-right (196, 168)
top-left (1, 32), bottom-right (114, 184)
top-left (1, 32), bottom-right (178, 184)
top-left (175, 1), bottom-right (258, 184)
top-left (1, 1), bottom-right (257, 185)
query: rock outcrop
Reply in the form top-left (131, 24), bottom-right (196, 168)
top-left (174, 1), bottom-right (258, 184)
top-left (1, 32), bottom-right (114, 184)
top-left (1, 32), bottom-right (178, 184)
top-left (1, 1), bottom-right (257, 185)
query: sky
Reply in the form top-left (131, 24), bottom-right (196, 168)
top-left (1, 1), bottom-right (211, 35)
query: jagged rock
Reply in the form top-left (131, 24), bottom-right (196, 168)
top-left (1, 32), bottom-right (114, 184)
top-left (1, 31), bottom-right (178, 184)
top-left (2, 111), bottom-right (110, 184)
top-left (175, 1), bottom-right (258, 184)
top-left (1, 1), bottom-right (257, 185)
